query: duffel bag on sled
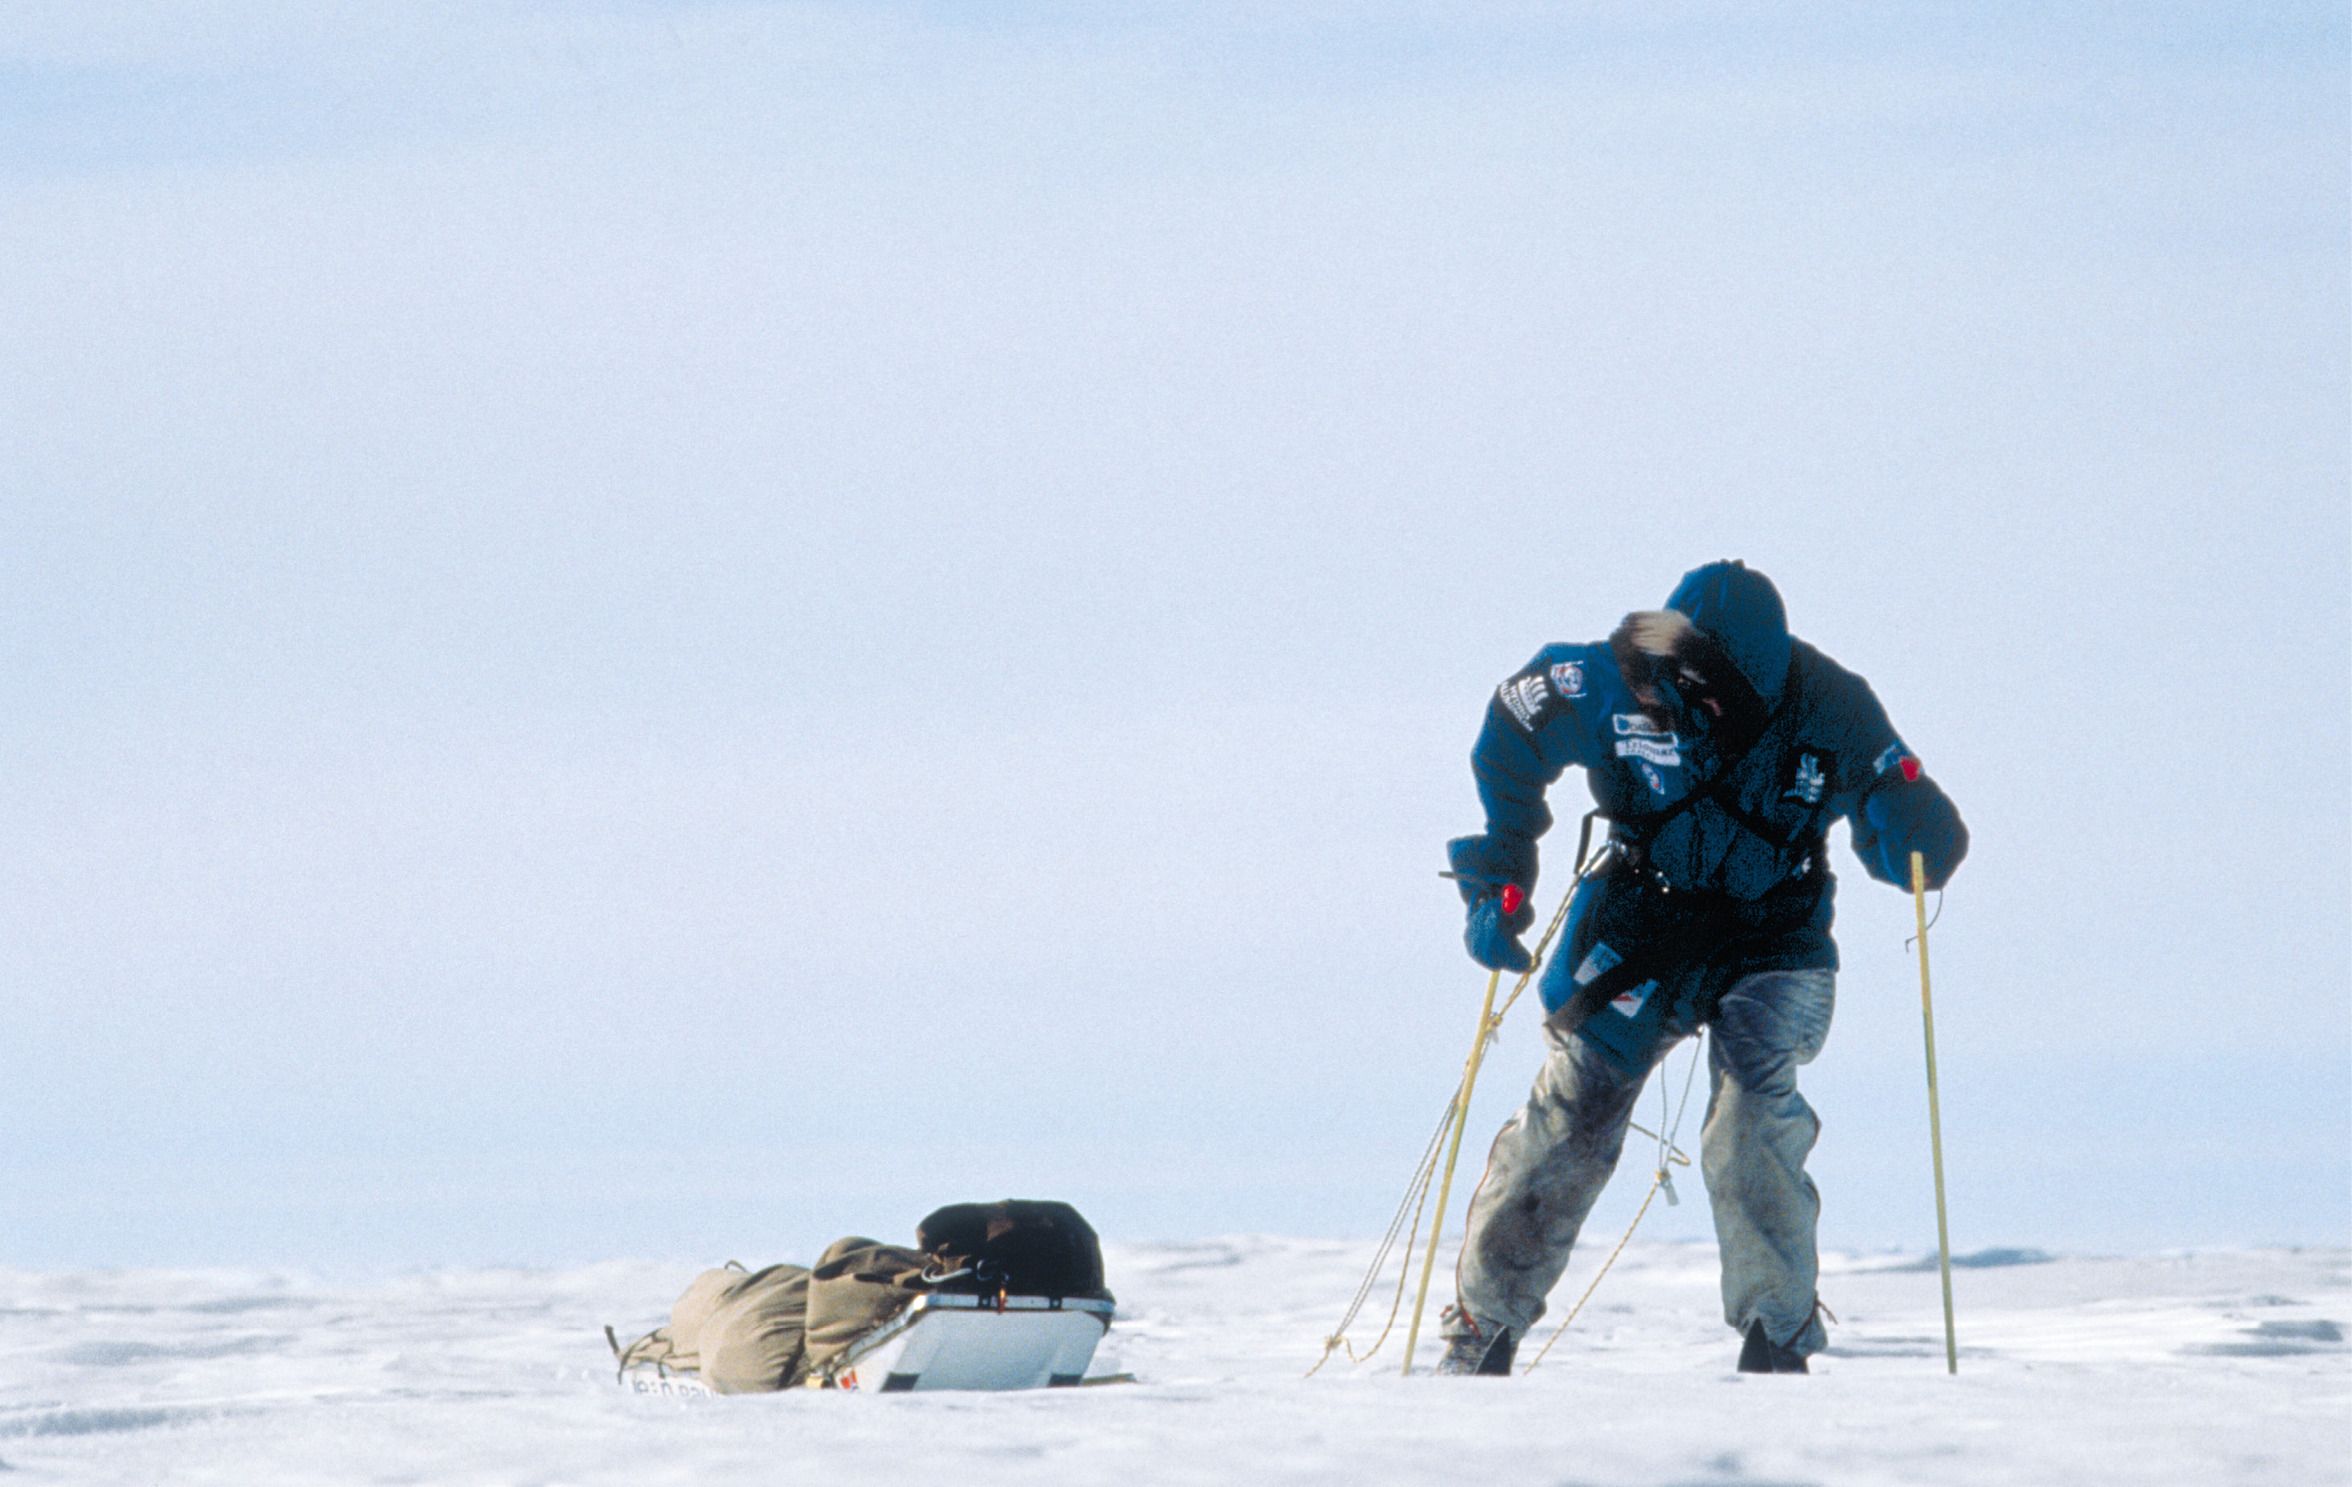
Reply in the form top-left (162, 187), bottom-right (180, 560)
top-left (608, 1199), bottom-right (1116, 1395)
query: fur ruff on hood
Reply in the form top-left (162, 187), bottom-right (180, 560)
top-left (1609, 606), bottom-right (1769, 742)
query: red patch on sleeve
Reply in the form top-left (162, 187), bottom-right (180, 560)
top-left (1500, 884), bottom-right (1525, 916)
top-left (1900, 756), bottom-right (1922, 783)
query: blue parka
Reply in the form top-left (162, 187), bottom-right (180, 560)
top-left (1458, 562), bottom-right (1967, 1068)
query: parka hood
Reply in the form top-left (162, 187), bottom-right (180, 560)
top-left (1664, 560), bottom-right (1792, 707)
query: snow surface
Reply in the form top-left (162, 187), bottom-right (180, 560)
top-left (1, 1240), bottom-right (2344, 1485)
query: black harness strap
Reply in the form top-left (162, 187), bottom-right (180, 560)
top-left (1610, 662), bottom-right (1812, 866)
top-left (1550, 667), bottom-right (1822, 1039)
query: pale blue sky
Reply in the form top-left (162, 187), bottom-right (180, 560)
top-left (1, 2), bottom-right (2343, 1267)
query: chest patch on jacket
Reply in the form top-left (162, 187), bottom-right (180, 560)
top-left (1785, 752), bottom-right (1826, 804)
top-left (1611, 713), bottom-right (1681, 767)
top-left (1775, 748), bottom-right (1839, 811)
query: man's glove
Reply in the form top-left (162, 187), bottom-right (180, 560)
top-left (1448, 834), bottom-right (1537, 973)
top-left (1861, 776), bottom-right (1969, 891)
top-left (1464, 889), bottom-right (1536, 972)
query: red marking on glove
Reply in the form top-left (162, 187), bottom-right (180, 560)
top-left (1500, 884), bottom-right (1525, 916)
top-left (1900, 756), bottom-right (1923, 783)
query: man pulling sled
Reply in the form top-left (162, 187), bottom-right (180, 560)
top-left (1439, 561), bottom-right (1967, 1375)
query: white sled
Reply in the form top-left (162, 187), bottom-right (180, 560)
top-left (828, 1292), bottom-right (1115, 1392)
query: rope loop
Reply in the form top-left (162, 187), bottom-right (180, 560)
top-left (1309, 873), bottom-right (1580, 1375)
top-left (1314, 828), bottom-right (1697, 1379)
top-left (1520, 1029), bottom-right (1706, 1373)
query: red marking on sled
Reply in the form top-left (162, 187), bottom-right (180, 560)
top-left (1500, 884), bottom-right (1525, 915)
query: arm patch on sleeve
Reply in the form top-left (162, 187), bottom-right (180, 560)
top-left (1496, 664), bottom-right (1576, 733)
top-left (1872, 740), bottom-right (1920, 780)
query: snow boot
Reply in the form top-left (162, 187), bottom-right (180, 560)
top-left (1435, 1310), bottom-right (1516, 1377)
top-left (1736, 1320), bottom-right (1809, 1374)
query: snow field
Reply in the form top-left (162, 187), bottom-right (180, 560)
top-left (0, 1240), bottom-right (2342, 1485)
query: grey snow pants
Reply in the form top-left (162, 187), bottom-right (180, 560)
top-left (1452, 968), bottom-right (1836, 1358)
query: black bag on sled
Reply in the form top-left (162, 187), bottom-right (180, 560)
top-left (914, 1199), bottom-right (1111, 1301)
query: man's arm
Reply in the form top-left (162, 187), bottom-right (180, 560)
top-left (1814, 648), bottom-right (1969, 892)
top-left (1450, 648), bottom-right (1605, 970)
top-left (1851, 765), bottom-right (1968, 891)
top-left (1839, 717), bottom-right (1967, 892)
top-left (1469, 646), bottom-right (1608, 848)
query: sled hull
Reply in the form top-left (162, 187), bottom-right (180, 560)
top-left (834, 1292), bottom-right (1114, 1392)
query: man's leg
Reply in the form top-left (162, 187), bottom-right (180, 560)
top-left (1701, 968), bottom-right (1836, 1359)
top-left (1448, 1019), bottom-right (1659, 1359)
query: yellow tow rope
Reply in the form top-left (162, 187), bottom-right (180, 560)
top-left (1323, 840), bottom-right (1961, 1381)
top-left (1520, 1030), bottom-right (1704, 1372)
top-left (1314, 822), bottom-right (1701, 1379)
top-left (1306, 882), bottom-right (1575, 1379)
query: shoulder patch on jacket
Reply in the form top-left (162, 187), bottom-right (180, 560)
top-left (1495, 669), bottom-right (1565, 732)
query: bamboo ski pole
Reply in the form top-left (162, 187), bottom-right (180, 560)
top-left (1911, 850), bottom-right (1959, 1375)
top-left (1401, 965), bottom-right (1501, 1375)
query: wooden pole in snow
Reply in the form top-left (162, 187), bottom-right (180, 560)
top-left (1401, 966), bottom-right (1501, 1375)
top-left (1912, 849), bottom-right (1959, 1375)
